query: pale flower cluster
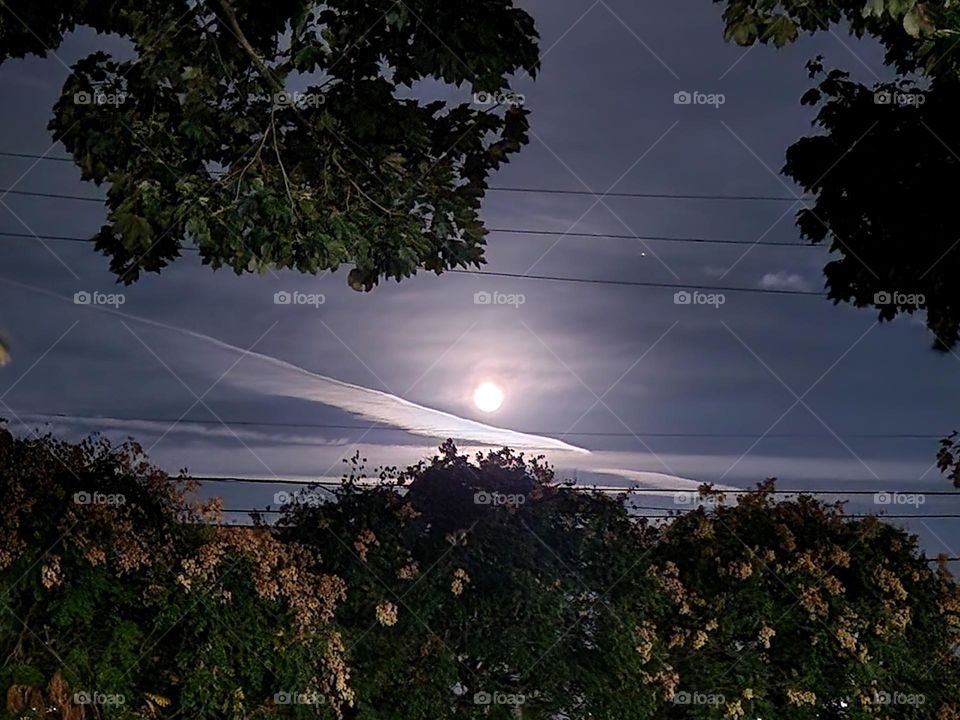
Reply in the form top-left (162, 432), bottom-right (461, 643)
top-left (451, 567), bottom-right (470, 596)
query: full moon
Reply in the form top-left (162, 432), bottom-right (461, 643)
top-left (473, 382), bottom-right (504, 413)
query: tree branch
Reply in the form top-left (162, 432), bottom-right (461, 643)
top-left (216, 0), bottom-right (277, 83)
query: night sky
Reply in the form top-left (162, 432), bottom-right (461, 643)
top-left (1, 1), bottom-right (958, 560)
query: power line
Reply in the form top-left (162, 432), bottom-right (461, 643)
top-left (215, 506), bottom-right (960, 520)
top-left (0, 187), bottom-right (102, 202)
top-left (0, 180), bottom-right (804, 206)
top-left (0, 226), bottom-right (817, 251)
top-left (198, 476), bottom-right (960, 498)
top-left (0, 151), bottom-right (73, 163)
top-left (447, 268), bottom-right (821, 296)
top-left (488, 186), bottom-right (802, 202)
top-left (0, 150), bottom-right (804, 203)
top-left (15, 410), bottom-right (949, 440)
top-left (0, 231), bottom-right (825, 297)
top-left (488, 228), bottom-right (813, 248)
top-left (0, 231), bottom-right (96, 243)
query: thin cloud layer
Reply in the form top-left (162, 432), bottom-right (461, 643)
top-left (1, 279), bottom-right (589, 454)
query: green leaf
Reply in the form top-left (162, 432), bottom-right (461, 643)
top-left (903, 4), bottom-right (933, 36)
top-left (766, 15), bottom-right (799, 47)
top-left (862, 0), bottom-right (886, 18)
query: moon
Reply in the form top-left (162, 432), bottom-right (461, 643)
top-left (473, 382), bottom-right (504, 413)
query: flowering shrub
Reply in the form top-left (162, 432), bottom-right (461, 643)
top-left (2, 428), bottom-right (958, 719)
top-left (656, 482), bottom-right (960, 719)
top-left (278, 442), bottom-right (672, 718)
top-left (0, 426), bottom-right (349, 719)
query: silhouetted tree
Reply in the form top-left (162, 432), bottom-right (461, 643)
top-left (0, 1), bottom-right (539, 289)
top-left (712, 0), bottom-right (960, 348)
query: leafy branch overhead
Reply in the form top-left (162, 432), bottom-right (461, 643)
top-left (716, 0), bottom-right (945, 63)
top-left (713, 0), bottom-right (960, 348)
top-left (0, 0), bottom-right (540, 289)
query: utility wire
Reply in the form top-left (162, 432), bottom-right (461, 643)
top-left (0, 226), bottom-right (818, 250)
top-left (488, 227), bottom-right (814, 248)
top-left (0, 187), bottom-right (102, 202)
top-left (0, 231), bottom-right (826, 296)
top-left (447, 268), bottom-right (822, 296)
top-left (216, 506), bottom-right (960, 520)
top-left (195, 476), bottom-right (960, 497)
top-left (0, 151), bottom-right (73, 163)
top-left (488, 186), bottom-right (802, 202)
top-left (0, 150), bottom-right (805, 203)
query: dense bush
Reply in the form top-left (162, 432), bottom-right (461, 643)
top-left (279, 443), bottom-right (672, 719)
top-left (658, 484), bottom-right (960, 719)
top-left (1, 427), bottom-right (958, 718)
top-left (0, 426), bottom-right (350, 719)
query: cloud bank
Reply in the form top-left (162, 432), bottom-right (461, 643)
top-left (1, 278), bottom-right (589, 454)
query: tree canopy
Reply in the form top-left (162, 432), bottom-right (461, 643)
top-left (0, 1), bottom-right (539, 289)
top-left (2, 426), bottom-right (958, 718)
top-left (712, 0), bottom-right (960, 348)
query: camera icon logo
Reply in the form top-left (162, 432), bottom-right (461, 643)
top-left (73, 91), bottom-right (92, 105)
top-left (874, 90), bottom-right (892, 105)
top-left (673, 91), bottom-right (692, 105)
top-left (673, 290), bottom-right (692, 305)
top-left (73, 291), bottom-right (91, 305)
top-left (473, 91), bottom-right (494, 105)
top-left (73, 491), bottom-right (92, 505)
top-left (274, 491), bottom-right (292, 505)
top-left (473, 692), bottom-right (492, 705)
top-left (73, 692), bottom-right (92, 705)
top-left (274, 291), bottom-right (292, 305)
top-left (474, 291), bottom-right (492, 305)
top-left (874, 291), bottom-right (892, 305)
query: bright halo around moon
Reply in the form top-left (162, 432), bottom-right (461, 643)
top-left (473, 382), bottom-right (504, 413)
